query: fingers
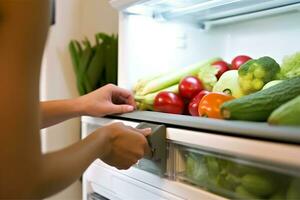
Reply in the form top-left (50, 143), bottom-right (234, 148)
top-left (109, 84), bottom-right (136, 108)
top-left (110, 104), bottom-right (135, 114)
top-left (136, 128), bottom-right (152, 137)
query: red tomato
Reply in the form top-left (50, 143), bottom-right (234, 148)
top-left (188, 90), bottom-right (210, 116)
top-left (179, 76), bottom-right (204, 99)
top-left (154, 92), bottom-right (184, 114)
top-left (212, 60), bottom-right (230, 79)
top-left (198, 93), bottom-right (235, 119)
top-left (231, 55), bottom-right (252, 70)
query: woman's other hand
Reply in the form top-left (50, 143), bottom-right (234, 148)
top-left (78, 84), bottom-right (136, 117)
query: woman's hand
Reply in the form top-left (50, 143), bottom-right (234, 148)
top-left (78, 84), bottom-right (136, 117)
top-left (95, 122), bottom-right (151, 169)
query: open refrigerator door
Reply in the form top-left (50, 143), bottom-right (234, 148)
top-left (82, 1), bottom-right (300, 200)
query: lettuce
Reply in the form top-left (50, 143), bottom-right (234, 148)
top-left (280, 52), bottom-right (300, 79)
top-left (198, 64), bottom-right (219, 91)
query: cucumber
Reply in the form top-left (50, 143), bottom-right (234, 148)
top-left (241, 174), bottom-right (277, 197)
top-left (221, 77), bottom-right (300, 121)
top-left (268, 95), bottom-right (300, 126)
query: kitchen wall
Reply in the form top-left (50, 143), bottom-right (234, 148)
top-left (40, 0), bottom-right (118, 199)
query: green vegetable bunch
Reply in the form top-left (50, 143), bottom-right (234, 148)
top-left (238, 56), bottom-right (280, 94)
top-left (69, 33), bottom-right (118, 95)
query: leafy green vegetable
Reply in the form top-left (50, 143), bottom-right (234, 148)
top-left (235, 186), bottom-right (261, 199)
top-left (241, 174), bottom-right (277, 197)
top-left (287, 178), bottom-right (300, 199)
top-left (279, 52), bottom-right (300, 79)
top-left (186, 153), bottom-right (209, 185)
top-left (183, 152), bottom-right (292, 200)
top-left (198, 64), bottom-right (219, 91)
top-left (238, 56), bottom-right (280, 94)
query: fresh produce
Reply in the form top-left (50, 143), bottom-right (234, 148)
top-left (135, 84), bottom-right (179, 110)
top-left (238, 56), bottom-right (281, 94)
top-left (262, 80), bottom-right (283, 90)
top-left (235, 185), bottom-right (260, 199)
top-left (137, 57), bottom-right (221, 95)
top-left (212, 70), bottom-right (245, 98)
top-left (133, 73), bottom-right (165, 93)
top-left (212, 60), bottom-right (230, 79)
top-left (268, 95), bottom-right (300, 126)
top-left (184, 152), bottom-right (291, 200)
top-left (69, 33), bottom-right (118, 95)
top-left (153, 91), bottom-right (184, 114)
top-left (198, 93), bottom-right (234, 119)
top-left (198, 62), bottom-right (219, 91)
top-left (231, 55), bottom-right (252, 70)
top-left (179, 76), bottom-right (204, 99)
top-left (286, 178), bottom-right (300, 200)
top-left (241, 174), bottom-right (277, 197)
top-left (269, 189), bottom-right (287, 200)
top-left (188, 90), bottom-right (210, 116)
top-left (279, 52), bottom-right (300, 79)
top-left (221, 77), bottom-right (300, 121)
top-left (185, 153), bottom-right (209, 185)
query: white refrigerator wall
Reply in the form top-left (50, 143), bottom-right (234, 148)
top-left (40, 0), bottom-right (118, 199)
top-left (118, 11), bottom-right (300, 89)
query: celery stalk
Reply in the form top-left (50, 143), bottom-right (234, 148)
top-left (135, 84), bottom-right (179, 107)
top-left (139, 57), bottom-right (221, 95)
top-left (134, 73), bottom-right (165, 94)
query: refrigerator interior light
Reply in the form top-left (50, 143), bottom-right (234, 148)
top-left (123, 0), bottom-right (300, 23)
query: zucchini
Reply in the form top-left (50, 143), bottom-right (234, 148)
top-left (268, 95), bottom-right (300, 126)
top-left (221, 77), bottom-right (300, 121)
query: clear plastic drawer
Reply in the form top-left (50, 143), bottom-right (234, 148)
top-left (174, 145), bottom-right (300, 200)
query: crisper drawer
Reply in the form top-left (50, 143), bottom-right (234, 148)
top-left (81, 116), bottom-right (300, 200)
top-left (174, 144), bottom-right (300, 200)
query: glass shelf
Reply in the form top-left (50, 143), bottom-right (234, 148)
top-left (111, 0), bottom-right (300, 28)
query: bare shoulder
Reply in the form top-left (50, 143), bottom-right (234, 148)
top-left (0, 0), bottom-right (50, 130)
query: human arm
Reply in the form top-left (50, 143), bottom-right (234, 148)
top-left (0, 1), bottom-right (149, 198)
top-left (40, 84), bottom-right (136, 129)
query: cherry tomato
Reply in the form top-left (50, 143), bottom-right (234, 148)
top-left (212, 60), bottom-right (230, 79)
top-left (179, 76), bottom-right (204, 99)
top-left (188, 90), bottom-right (210, 116)
top-left (198, 93), bottom-right (235, 119)
top-left (154, 92), bottom-right (184, 114)
top-left (231, 55), bottom-right (252, 70)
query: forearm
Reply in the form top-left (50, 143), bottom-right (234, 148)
top-left (36, 131), bottom-right (105, 197)
top-left (40, 99), bottom-right (84, 128)
top-left (1, 130), bottom-right (105, 199)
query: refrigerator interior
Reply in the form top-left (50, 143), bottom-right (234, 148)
top-left (117, 0), bottom-right (300, 90)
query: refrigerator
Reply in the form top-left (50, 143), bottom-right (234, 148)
top-left (82, 0), bottom-right (300, 200)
